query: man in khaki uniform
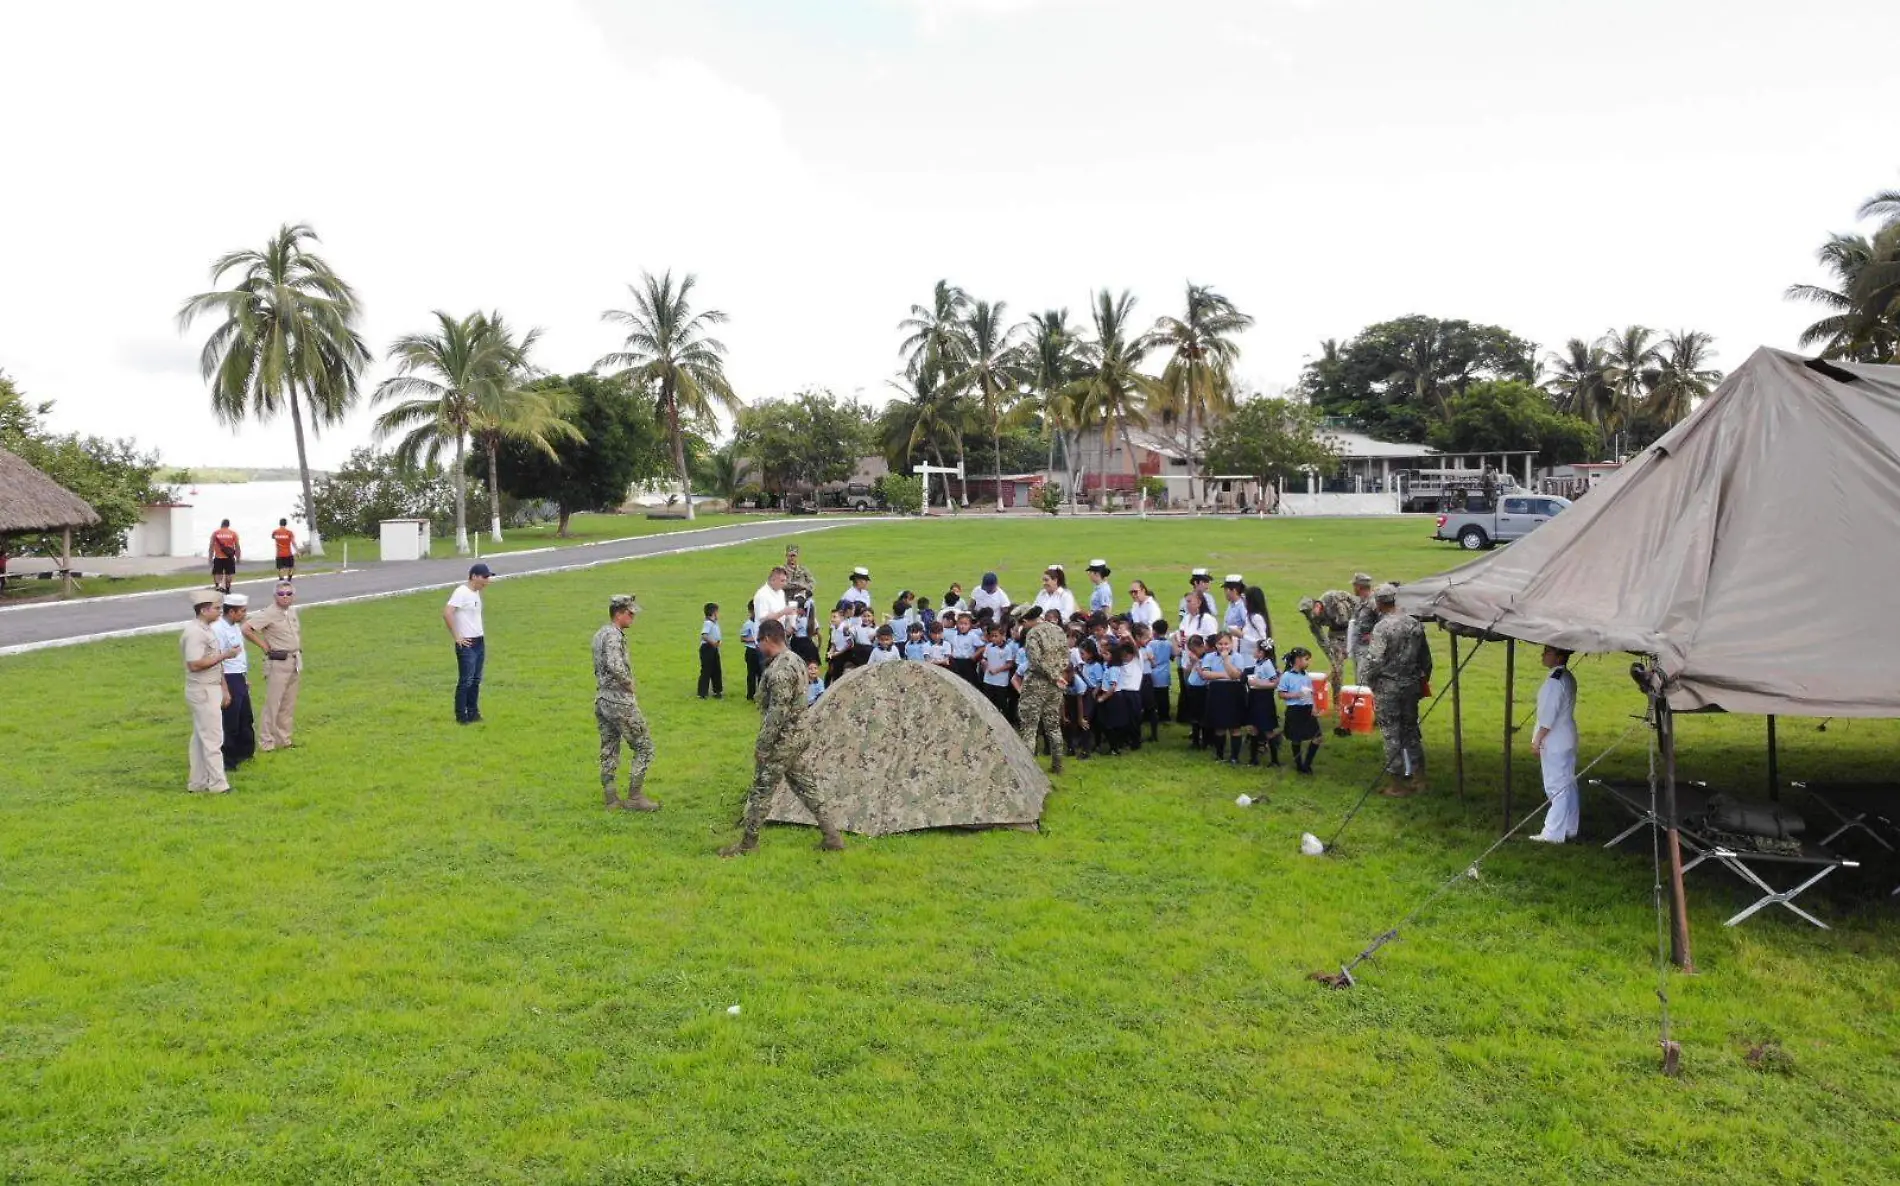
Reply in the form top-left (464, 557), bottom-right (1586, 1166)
top-left (183, 589), bottom-right (238, 793)
top-left (244, 580), bottom-right (303, 750)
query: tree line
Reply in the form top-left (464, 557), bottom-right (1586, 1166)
top-left (1787, 187), bottom-right (1900, 363)
top-left (1299, 316), bottom-right (1724, 464)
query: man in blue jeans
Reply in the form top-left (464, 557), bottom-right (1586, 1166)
top-left (444, 562), bottom-right (493, 723)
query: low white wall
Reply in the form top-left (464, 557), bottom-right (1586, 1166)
top-left (1278, 492), bottom-right (1402, 516)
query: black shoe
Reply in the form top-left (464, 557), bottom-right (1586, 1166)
top-left (468, 714), bottom-right (483, 723)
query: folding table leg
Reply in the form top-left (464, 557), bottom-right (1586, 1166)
top-left (1720, 860), bottom-right (1840, 929)
top-left (1603, 817), bottom-right (1651, 850)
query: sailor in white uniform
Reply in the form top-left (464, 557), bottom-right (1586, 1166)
top-left (1529, 645), bottom-right (1580, 843)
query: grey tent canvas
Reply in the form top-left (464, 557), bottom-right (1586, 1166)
top-left (1399, 347), bottom-right (1900, 718)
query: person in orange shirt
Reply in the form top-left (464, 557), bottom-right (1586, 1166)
top-left (271, 518), bottom-right (296, 579)
top-left (208, 519), bottom-right (240, 594)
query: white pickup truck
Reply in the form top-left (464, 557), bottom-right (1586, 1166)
top-left (1434, 494), bottom-right (1572, 550)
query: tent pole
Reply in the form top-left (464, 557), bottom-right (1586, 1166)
top-left (1450, 632), bottom-right (1466, 802)
top-left (1659, 700), bottom-right (1696, 971)
top-left (1501, 638), bottom-right (1515, 835)
top-left (1766, 715), bottom-right (1780, 802)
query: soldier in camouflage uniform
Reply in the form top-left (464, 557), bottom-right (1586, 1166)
top-left (1298, 588), bottom-right (1358, 735)
top-left (1013, 607), bottom-right (1068, 773)
top-left (1346, 571), bottom-right (1378, 684)
top-left (721, 619), bottom-right (845, 856)
top-left (1359, 583), bottom-right (1434, 797)
top-left (593, 594), bottom-right (659, 811)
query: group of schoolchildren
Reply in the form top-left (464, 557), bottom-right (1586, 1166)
top-left (707, 559), bottom-right (1327, 775)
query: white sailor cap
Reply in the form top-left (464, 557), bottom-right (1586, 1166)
top-left (1190, 568), bottom-right (1211, 580)
top-left (1086, 558), bottom-right (1108, 569)
top-left (223, 593), bottom-right (249, 608)
top-left (1223, 573), bottom-right (1246, 586)
top-left (851, 566), bottom-right (870, 579)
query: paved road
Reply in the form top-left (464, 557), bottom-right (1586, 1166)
top-left (0, 517), bottom-right (866, 657)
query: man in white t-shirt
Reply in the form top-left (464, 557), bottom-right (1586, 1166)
top-left (753, 566), bottom-right (795, 628)
top-left (972, 572), bottom-right (1010, 619)
top-left (444, 562), bottom-right (492, 724)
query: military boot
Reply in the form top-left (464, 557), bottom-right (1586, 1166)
top-left (819, 825), bottom-right (846, 852)
top-left (621, 791), bottom-right (661, 812)
top-left (718, 831), bottom-right (760, 858)
top-left (1378, 775), bottom-right (1413, 798)
top-left (1050, 753), bottom-right (1064, 775)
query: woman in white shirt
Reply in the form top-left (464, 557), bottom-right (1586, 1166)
top-left (1127, 580), bottom-right (1162, 630)
top-left (1175, 589), bottom-right (1219, 650)
top-left (1237, 584), bottom-right (1273, 673)
top-left (1033, 565), bottom-right (1077, 622)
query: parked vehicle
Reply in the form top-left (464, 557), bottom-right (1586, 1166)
top-left (838, 483), bottom-right (878, 512)
top-left (1398, 468), bottom-right (1524, 513)
top-left (1434, 494), bottom-right (1572, 550)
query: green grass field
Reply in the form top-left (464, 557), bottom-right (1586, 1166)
top-left (2, 519), bottom-right (1895, 1184)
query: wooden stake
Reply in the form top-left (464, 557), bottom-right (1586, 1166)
top-left (1766, 714), bottom-right (1780, 802)
top-left (1501, 638), bottom-right (1515, 834)
top-left (1659, 701), bottom-right (1696, 972)
top-left (60, 526), bottom-right (72, 599)
top-left (1450, 631), bottom-right (1466, 802)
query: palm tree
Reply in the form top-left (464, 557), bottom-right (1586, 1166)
top-left (467, 314), bottom-right (580, 542)
top-left (879, 367), bottom-right (963, 506)
top-left (1027, 309), bottom-right (1083, 487)
top-left (177, 222), bottom-right (369, 557)
top-left (703, 440), bottom-right (743, 505)
top-left (898, 280), bottom-right (972, 382)
top-left (1545, 338), bottom-right (1616, 425)
top-left (1600, 325), bottom-right (1663, 430)
top-left (1146, 283), bottom-right (1253, 506)
top-left (1786, 232), bottom-right (1899, 362)
top-left (596, 271), bottom-right (742, 521)
top-left (1648, 331), bottom-right (1723, 429)
top-left (371, 311), bottom-right (514, 554)
top-left (1063, 289), bottom-right (1161, 506)
top-left (949, 299), bottom-right (1028, 510)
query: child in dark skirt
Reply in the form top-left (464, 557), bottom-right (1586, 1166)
top-left (1278, 647), bottom-right (1324, 774)
top-left (1112, 639), bottom-right (1145, 752)
top-left (1244, 638), bottom-right (1284, 767)
top-left (1178, 634), bottom-right (1209, 747)
top-left (1197, 633), bottom-right (1248, 764)
top-left (1074, 637), bottom-right (1105, 758)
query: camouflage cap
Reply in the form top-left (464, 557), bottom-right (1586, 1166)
top-left (1374, 582), bottom-right (1400, 604)
top-left (1352, 571), bottom-right (1374, 586)
top-left (1297, 595), bottom-right (1318, 614)
top-left (609, 593), bottom-right (638, 616)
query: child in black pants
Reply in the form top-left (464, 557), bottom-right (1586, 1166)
top-left (698, 602), bottom-right (724, 699)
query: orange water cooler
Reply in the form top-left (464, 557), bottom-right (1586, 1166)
top-left (1338, 685), bottom-right (1377, 734)
top-left (1311, 672), bottom-right (1332, 713)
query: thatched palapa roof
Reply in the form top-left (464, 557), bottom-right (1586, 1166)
top-left (0, 443), bottom-right (102, 534)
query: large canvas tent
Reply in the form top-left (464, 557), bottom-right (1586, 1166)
top-left (1395, 347), bottom-right (1900, 966)
top-left (1402, 348), bottom-right (1900, 717)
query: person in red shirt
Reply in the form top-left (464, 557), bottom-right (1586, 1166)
top-left (271, 518), bottom-right (296, 579)
top-left (208, 520), bottom-right (240, 594)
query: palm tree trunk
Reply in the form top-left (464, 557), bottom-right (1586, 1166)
top-left (557, 507), bottom-right (572, 537)
top-left (664, 380), bottom-right (694, 521)
top-left (992, 411), bottom-right (1004, 512)
top-left (452, 432), bottom-right (470, 555)
top-left (1118, 415), bottom-right (1140, 513)
top-left (955, 439), bottom-right (969, 506)
top-left (486, 440), bottom-right (505, 542)
top-left (287, 385), bottom-right (325, 558)
top-left (1184, 396), bottom-right (1196, 509)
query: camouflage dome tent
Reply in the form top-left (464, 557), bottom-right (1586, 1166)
top-left (765, 660), bottom-right (1051, 836)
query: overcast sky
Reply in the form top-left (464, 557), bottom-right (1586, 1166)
top-left (2, 0), bottom-right (1895, 469)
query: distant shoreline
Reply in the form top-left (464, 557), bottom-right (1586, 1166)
top-left (160, 467), bottom-right (325, 484)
